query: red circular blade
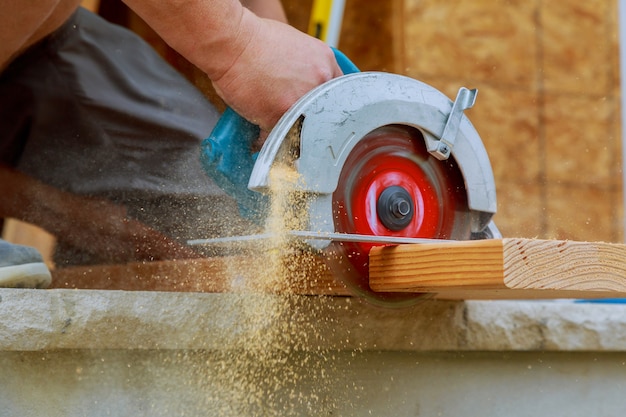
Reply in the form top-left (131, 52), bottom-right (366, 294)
top-left (328, 125), bottom-right (471, 306)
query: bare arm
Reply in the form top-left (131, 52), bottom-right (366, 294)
top-left (0, 0), bottom-right (80, 70)
top-left (0, 165), bottom-right (199, 263)
top-left (122, 0), bottom-right (342, 134)
top-left (241, 0), bottom-right (287, 22)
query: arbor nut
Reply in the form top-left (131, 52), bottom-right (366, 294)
top-left (377, 186), bottom-right (415, 231)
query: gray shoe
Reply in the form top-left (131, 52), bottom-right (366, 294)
top-left (0, 239), bottom-right (51, 288)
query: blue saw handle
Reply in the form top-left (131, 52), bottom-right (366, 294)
top-left (200, 106), bottom-right (265, 222)
top-left (332, 48), bottom-right (360, 74)
top-left (200, 48), bottom-right (359, 223)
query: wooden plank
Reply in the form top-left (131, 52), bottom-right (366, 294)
top-left (369, 238), bottom-right (626, 299)
top-left (51, 254), bottom-right (350, 296)
top-left (52, 237), bottom-right (626, 300)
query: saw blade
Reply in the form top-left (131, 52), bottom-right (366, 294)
top-left (188, 231), bottom-right (453, 247)
top-left (325, 125), bottom-right (472, 306)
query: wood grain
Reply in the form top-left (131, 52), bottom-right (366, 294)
top-left (369, 238), bottom-right (626, 299)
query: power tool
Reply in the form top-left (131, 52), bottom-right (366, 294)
top-left (197, 50), bottom-right (499, 306)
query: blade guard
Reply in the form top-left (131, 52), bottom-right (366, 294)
top-left (200, 49), bottom-right (358, 223)
top-left (249, 72), bottom-right (498, 247)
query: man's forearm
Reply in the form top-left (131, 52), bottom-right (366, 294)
top-left (0, 164), bottom-right (105, 238)
top-left (0, 0), bottom-right (80, 70)
top-left (122, 0), bottom-right (341, 132)
top-left (0, 165), bottom-right (199, 262)
top-left (241, 0), bottom-right (287, 22)
top-left (121, 0), bottom-right (252, 81)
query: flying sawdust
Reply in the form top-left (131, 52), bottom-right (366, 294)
top-left (199, 163), bottom-right (353, 416)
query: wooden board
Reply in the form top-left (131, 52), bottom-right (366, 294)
top-left (52, 238), bottom-right (626, 300)
top-left (369, 238), bottom-right (626, 299)
top-left (51, 255), bottom-right (350, 296)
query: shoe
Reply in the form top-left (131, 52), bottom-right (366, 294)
top-left (0, 239), bottom-right (51, 288)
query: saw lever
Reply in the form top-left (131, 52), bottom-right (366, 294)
top-left (428, 87), bottom-right (477, 161)
top-left (188, 231), bottom-right (455, 247)
top-left (200, 48), bottom-right (359, 223)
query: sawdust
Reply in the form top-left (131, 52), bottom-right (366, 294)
top-left (200, 163), bottom-right (350, 415)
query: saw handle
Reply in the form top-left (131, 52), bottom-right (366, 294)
top-left (200, 48), bottom-right (359, 222)
top-left (330, 47), bottom-right (360, 74)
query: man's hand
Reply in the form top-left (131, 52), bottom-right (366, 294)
top-left (210, 9), bottom-right (342, 135)
top-left (123, 0), bottom-right (343, 136)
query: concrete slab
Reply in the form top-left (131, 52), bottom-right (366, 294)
top-left (3, 289), bottom-right (626, 416)
top-left (3, 289), bottom-right (626, 351)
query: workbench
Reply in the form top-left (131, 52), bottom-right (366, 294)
top-left (2, 288), bottom-right (626, 416)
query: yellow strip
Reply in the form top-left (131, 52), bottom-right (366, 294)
top-left (308, 0), bottom-right (333, 41)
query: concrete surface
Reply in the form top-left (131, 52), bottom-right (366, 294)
top-left (2, 289), bottom-right (626, 416)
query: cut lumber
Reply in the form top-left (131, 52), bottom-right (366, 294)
top-left (369, 238), bottom-right (626, 299)
top-left (52, 238), bottom-right (626, 300)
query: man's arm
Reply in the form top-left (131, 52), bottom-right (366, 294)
top-left (0, 165), bottom-right (199, 263)
top-left (122, 0), bottom-right (342, 134)
top-left (241, 0), bottom-right (287, 22)
top-left (0, 0), bottom-right (80, 70)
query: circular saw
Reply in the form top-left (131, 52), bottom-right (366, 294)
top-left (198, 50), bottom-right (499, 306)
